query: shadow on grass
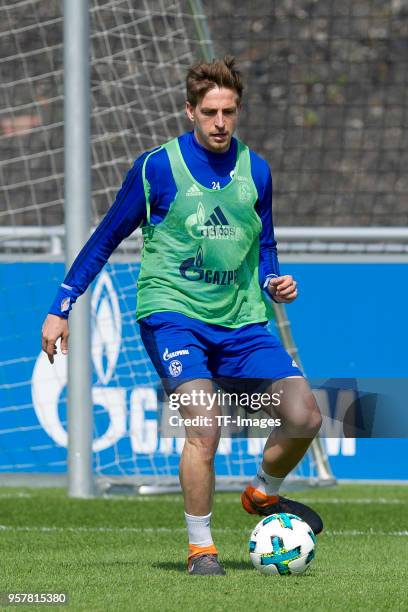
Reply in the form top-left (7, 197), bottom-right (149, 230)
top-left (223, 560), bottom-right (253, 571)
top-left (152, 561), bottom-right (186, 572)
top-left (152, 560), bottom-right (253, 572)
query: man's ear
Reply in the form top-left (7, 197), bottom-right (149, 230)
top-left (185, 100), bottom-right (195, 123)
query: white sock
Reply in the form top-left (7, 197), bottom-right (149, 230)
top-left (252, 466), bottom-right (285, 496)
top-left (184, 512), bottom-right (214, 547)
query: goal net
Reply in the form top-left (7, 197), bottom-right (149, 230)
top-left (13, 0), bottom-right (408, 490)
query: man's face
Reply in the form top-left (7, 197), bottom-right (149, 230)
top-left (185, 86), bottom-right (240, 153)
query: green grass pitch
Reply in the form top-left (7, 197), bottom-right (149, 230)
top-left (0, 484), bottom-right (407, 611)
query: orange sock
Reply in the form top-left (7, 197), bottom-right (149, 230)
top-left (188, 543), bottom-right (218, 560)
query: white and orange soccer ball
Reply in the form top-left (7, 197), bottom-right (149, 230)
top-left (249, 513), bottom-right (316, 575)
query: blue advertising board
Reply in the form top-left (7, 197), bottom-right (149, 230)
top-left (0, 260), bottom-right (407, 480)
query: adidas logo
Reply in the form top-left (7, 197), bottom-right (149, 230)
top-left (186, 183), bottom-right (203, 197)
top-left (204, 206), bottom-right (229, 226)
top-left (200, 206), bottom-right (241, 240)
top-left (185, 203), bottom-right (241, 240)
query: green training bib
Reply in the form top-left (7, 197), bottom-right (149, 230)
top-left (136, 137), bottom-right (274, 327)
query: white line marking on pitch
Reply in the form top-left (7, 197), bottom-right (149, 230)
top-left (103, 496), bottom-right (405, 505)
top-left (0, 525), bottom-right (407, 537)
top-left (0, 493), bottom-right (404, 505)
top-left (294, 498), bottom-right (404, 505)
top-left (326, 530), bottom-right (408, 537)
top-left (0, 525), bottom-right (183, 534)
top-left (0, 493), bottom-right (32, 499)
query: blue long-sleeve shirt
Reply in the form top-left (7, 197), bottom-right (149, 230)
top-left (49, 131), bottom-right (280, 317)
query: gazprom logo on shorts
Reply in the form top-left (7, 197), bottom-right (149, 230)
top-left (169, 360), bottom-right (183, 377)
top-left (163, 347), bottom-right (190, 361)
top-left (179, 247), bottom-right (238, 286)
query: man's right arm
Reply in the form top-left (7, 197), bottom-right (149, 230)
top-left (42, 151), bottom-right (150, 363)
top-left (49, 152), bottom-right (151, 318)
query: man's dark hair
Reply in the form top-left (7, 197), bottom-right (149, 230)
top-left (186, 56), bottom-right (244, 106)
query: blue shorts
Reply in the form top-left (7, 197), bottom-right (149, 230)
top-left (139, 311), bottom-right (302, 393)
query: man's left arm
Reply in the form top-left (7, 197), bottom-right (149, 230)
top-left (254, 161), bottom-right (297, 304)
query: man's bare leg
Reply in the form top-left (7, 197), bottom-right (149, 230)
top-left (176, 378), bottom-right (221, 515)
top-left (172, 379), bottom-right (225, 574)
top-left (261, 377), bottom-right (322, 477)
top-left (242, 376), bottom-right (324, 534)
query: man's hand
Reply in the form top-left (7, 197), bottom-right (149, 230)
top-left (267, 275), bottom-right (298, 304)
top-left (41, 314), bottom-right (69, 364)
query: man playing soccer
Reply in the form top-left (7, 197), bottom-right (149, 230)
top-left (42, 56), bottom-right (323, 576)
